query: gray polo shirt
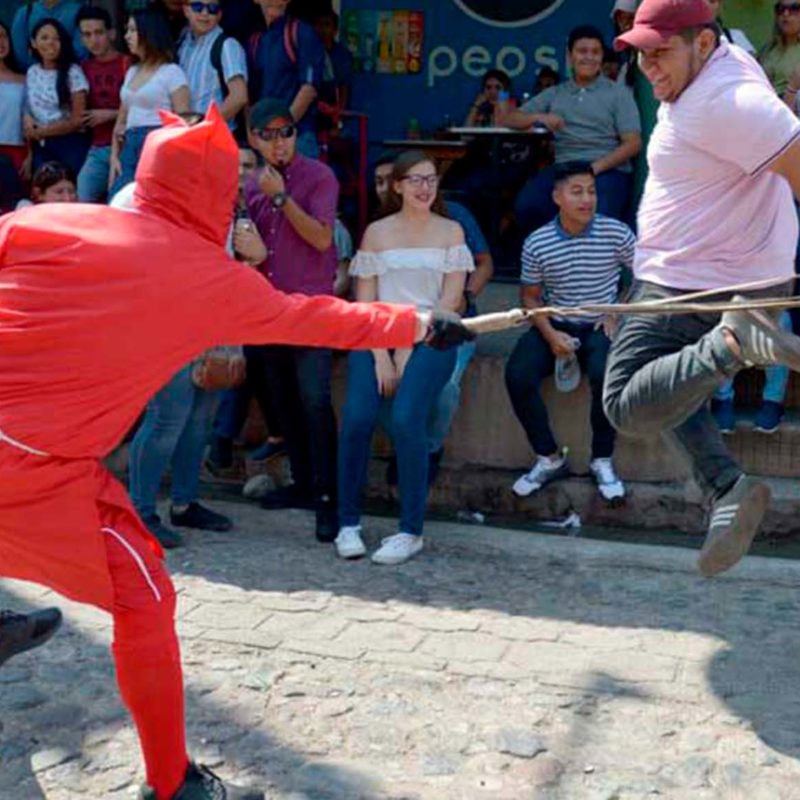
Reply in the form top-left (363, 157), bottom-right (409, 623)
top-left (521, 76), bottom-right (641, 172)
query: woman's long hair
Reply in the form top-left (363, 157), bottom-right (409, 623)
top-left (0, 21), bottom-right (22, 74)
top-left (29, 18), bottom-right (75, 111)
top-left (378, 150), bottom-right (449, 219)
top-left (130, 7), bottom-right (175, 66)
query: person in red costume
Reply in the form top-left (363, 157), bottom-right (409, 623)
top-left (0, 105), bottom-right (473, 800)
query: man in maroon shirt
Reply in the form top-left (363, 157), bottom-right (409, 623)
top-left (76, 5), bottom-right (129, 202)
top-left (244, 97), bottom-right (341, 542)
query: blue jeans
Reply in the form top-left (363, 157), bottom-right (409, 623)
top-left (212, 387), bottom-right (251, 441)
top-left (110, 125), bottom-right (159, 200)
top-left (427, 340), bottom-right (477, 453)
top-left (338, 345), bottom-right (456, 536)
top-left (77, 144), bottom-right (111, 203)
top-left (514, 166), bottom-right (632, 233)
top-left (713, 311), bottom-right (791, 404)
top-left (128, 364), bottom-right (219, 520)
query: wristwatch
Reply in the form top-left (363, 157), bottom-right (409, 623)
top-left (271, 191), bottom-right (288, 209)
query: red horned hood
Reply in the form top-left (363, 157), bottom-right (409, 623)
top-left (132, 105), bottom-right (237, 247)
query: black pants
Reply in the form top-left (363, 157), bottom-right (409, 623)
top-left (244, 344), bottom-right (337, 503)
top-left (505, 321), bottom-right (616, 460)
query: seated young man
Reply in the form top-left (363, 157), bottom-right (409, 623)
top-left (504, 24), bottom-right (642, 233)
top-left (505, 161), bottom-right (635, 502)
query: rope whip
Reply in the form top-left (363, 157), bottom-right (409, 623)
top-left (461, 278), bottom-right (800, 335)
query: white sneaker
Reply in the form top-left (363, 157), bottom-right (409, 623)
top-left (335, 525), bottom-right (367, 559)
top-left (512, 454), bottom-right (570, 497)
top-left (371, 533), bottom-right (424, 565)
top-left (589, 458), bottom-right (625, 502)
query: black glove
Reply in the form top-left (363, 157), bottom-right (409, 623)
top-left (425, 309), bottom-right (476, 350)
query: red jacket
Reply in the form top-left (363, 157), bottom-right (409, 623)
top-left (0, 107), bottom-right (416, 607)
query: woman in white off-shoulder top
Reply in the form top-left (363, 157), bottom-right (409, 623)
top-left (334, 150), bottom-right (474, 566)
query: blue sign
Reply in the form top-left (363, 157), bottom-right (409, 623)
top-left (341, 0), bottom-right (613, 142)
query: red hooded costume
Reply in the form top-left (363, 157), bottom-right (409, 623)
top-left (0, 108), bottom-right (416, 799)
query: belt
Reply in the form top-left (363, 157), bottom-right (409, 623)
top-left (0, 427), bottom-right (50, 457)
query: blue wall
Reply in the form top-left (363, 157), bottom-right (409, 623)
top-left (341, 0), bottom-right (614, 142)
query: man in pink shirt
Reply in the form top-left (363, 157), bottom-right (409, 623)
top-left (605, 0), bottom-right (800, 577)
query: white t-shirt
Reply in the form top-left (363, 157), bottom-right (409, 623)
top-left (635, 42), bottom-right (800, 290)
top-left (26, 63), bottom-right (88, 125)
top-left (120, 63), bottom-right (188, 129)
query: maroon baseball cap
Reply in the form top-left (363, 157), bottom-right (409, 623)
top-left (614, 0), bottom-right (715, 51)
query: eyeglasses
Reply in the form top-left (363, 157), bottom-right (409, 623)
top-left (775, 3), bottom-right (800, 14)
top-left (401, 174), bottom-right (439, 189)
top-left (256, 124), bottom-right (296, 141)
top-left (188, 2), bottom-right (222, 14)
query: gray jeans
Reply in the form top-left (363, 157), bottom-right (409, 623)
top-left (603, 280), bottom-right (792, 503)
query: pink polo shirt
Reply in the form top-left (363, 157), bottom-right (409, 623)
top-left (635, 42), bottom-right (800, 290)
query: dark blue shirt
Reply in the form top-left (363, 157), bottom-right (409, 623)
top-left (446, 201), bottom-right (489, 258)
top-left (248, 16), bottom-right (326, 135)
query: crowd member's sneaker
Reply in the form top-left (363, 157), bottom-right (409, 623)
top-left (698, 475), bottom-right (771, 577)
top-left (712, 398), bottom-right (735, 434)
top-left (371, 533), bottom-right (424, 565)
top-left (315, 495), bottom-right (338, 543)
top-left (0, 607), bottom-right (62, 667)
top-left (335, 525), bottom-right (367, 559)
top-left (512, 453), bottom-right (570, 497)
top-left (589, 458), bottom-right (626, 504)
top-left (171, 502), bottom-right (232, 533)
top-left (259, 484), bottom-right (314, 510)
top-left (248, 439), bottom-right (287, 463)
top-left (144, 515), bottom-right (184, 549)
top-left (140, 762), bottom-right (263, 800)
top-left (721, 301), bottom-right (800, 371)
top-left (754, 400), bottom-right (784, 434)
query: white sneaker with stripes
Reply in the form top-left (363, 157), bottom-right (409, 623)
top-left (720, 300), bottom-right (800, 371)
top-left (589, 458), bottom-right (625, 503)
top-left (698, 475), bottom-right (771, 577)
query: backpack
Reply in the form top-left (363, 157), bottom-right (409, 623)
top-left (209, 32), bottom-right (248, 136)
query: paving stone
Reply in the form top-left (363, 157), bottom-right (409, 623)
top-left (493, 729), bottom-right (548, 759)
top-left (334, 621), bottom-right (426, 653)
top-left (30, 747), bottom-right (79, 773)
top-left (418, 632), bottom-right (508, 662)
top-left (183, 602), bottom-right (270, 630)
top-left (255, 611), bottom-right (349, 642)
top-left (2, 685), bottom-right (47, 711)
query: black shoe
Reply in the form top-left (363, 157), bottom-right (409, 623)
top-left (315, 496), bottom-right (338, 543)
top-left (145, 515), bottom-right (185, 549)
top-left (247, 439), bottom-right (287, 463)
top-left (140, 761), bottom-right (264, 800)
top-left (171, 502), bottom-right (233, 532)
top-left (0, 607), bottom-right (62, 667)
top-left (427, 448), bottom-right (444, 487)
top-left (259, 483), bottom-right (314, 510)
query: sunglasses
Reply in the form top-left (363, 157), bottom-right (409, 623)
top-left (188, 2), bottom-right (222, 14)
top-left (256, 123), bottom-right (296, 141)
top-left (401, 174), bottom-right (439, 189)
top-left (775, 2), bottom-right (800, 13)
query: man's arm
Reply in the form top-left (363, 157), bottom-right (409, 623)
top-left (521, 284), bottom-right (575, 357)
top-left (290, 83), bottom-right (318, 124)
top-left (220, 75), bottom-right (248, 121)
top-left (592, 131), bottom-right (642, 175)
top-left (468, 251), bottom-right (494, 296)
top-left (283, 195), bottom-right (333, 251)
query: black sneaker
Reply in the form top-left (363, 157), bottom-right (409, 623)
top-left (698, 475), bottom-right (771, 577)
top-left (0, 607), bottom-right (62, 667)
top-left (259, 484), bottom-right (314, 510)
top-left (315, 496), bottom-right (338, 543)
top-left (144, 515), bottom-right (185, 549)
top-left (140, 762), bottom-right (263, 800)
top-left (247, 439), bottom-right (287, 463)
top-left (171, 502), bottom-right (233, 532)
top-left (754, 400), bottom-right (784, 434)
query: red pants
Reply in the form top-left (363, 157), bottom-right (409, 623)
top-left (102, 512), bottom-right (189, 799)
top-left (0, 442), bottom-right (189, 800)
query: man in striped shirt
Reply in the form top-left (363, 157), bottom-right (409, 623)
top-left (505, 161), bottom-right (635, 502)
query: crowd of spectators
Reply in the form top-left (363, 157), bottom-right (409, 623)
top-left (1, 0), bottom-right (799, 565)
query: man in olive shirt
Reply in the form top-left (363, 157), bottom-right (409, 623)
top-left (506, 24), bottom-right (642, 233)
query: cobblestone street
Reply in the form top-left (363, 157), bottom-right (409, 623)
top-left (3, 502), bottom-right (800, 799)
